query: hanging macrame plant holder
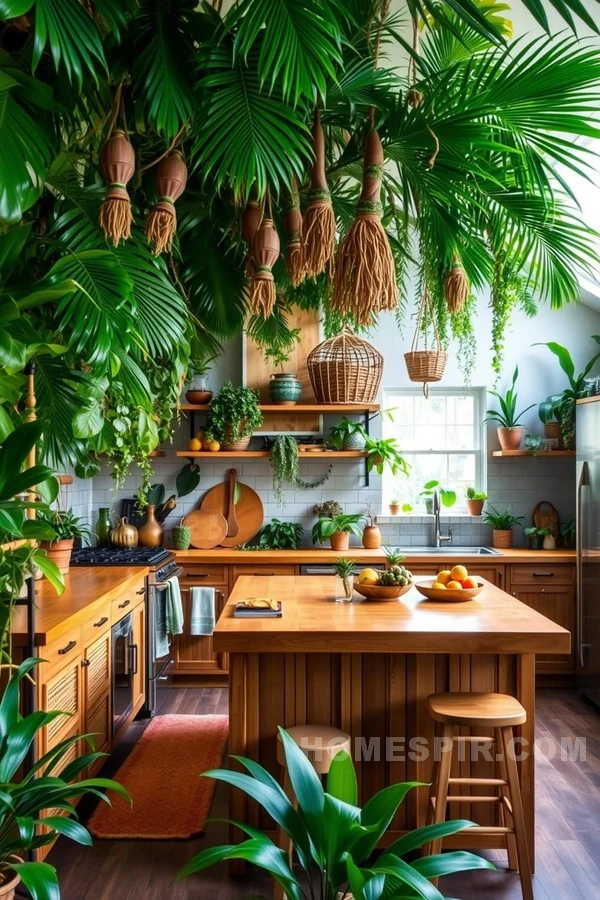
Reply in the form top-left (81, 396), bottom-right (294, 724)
top-left (284, 177), bottom-right (303, 287)
top-left (145, 150), bottom-right (188, 255)
top-left (301, 108), bottom-right (335, 280)
top-left (99, 128), bottom-right (135, 247)
top-left (404, 290), bottom-right (447, 397)
top-left (241, 197), bottom-right (263, 278)
top-left (332, 128), bottom-right (397, 326)
top-left (444, 256), bottom-right (469, 313)
top-left (249, 217), bottom-right (280, 317)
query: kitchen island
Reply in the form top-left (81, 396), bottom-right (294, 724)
top-left (213, 575), bottom-right (570, 862)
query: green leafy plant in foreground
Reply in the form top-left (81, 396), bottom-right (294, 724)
top-left (259, 519), bottom-right (304, 550)
top-left (205, 382), bottom-right (263, 445)
top-left (178, 726), bottom-right (494, 898)
top-left (312, 513), bottom-right (364, 545)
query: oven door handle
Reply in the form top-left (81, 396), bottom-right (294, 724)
top-left (154, 567), bottom-right (184, 589)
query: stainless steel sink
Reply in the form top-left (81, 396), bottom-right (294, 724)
top-left (391, 546), bottom-right (501, 556)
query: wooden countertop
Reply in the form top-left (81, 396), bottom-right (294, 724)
top-left (11, 566), bottom-right (149, 646)
top-left (176, 547), bottom-right (575, 564)
top-left (213, 575), bottom-right (571, 655)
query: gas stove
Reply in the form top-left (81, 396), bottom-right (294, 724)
top-left (71, 546), bottom-right (172, 568)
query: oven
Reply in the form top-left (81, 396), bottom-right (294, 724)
top-left (111, 611), bottom-right (136, 736)
top-left (143, 564), bottom-right (184, 717)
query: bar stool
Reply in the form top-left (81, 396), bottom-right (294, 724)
top-left (425, 692), bottom-right (532, 900)
top-left (273, 725), bottom-right (351, 900)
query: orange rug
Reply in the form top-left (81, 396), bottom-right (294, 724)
top-left (88, 714), bottom-right (229, 839)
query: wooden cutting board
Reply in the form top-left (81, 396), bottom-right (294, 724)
top-left (533, 501), bottom-right (559, 538)
top-left (200, 477), bottom-right (264, 547)
top-left (182, 510), bottom-right (228, 549)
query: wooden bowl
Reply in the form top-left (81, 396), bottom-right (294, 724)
top-left (186, 390), bottom-right (212, 405)
top-left (354, 581), bottom-right (413, 601)
top-left (415, 579), bottom-right (484, 602)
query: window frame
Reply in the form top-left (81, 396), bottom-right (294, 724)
top-left (381, 385), bottom-right (487, 516)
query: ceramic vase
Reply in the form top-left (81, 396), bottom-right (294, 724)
top-left (269, 373), bottom-right (302, 405)
top-left (96, 507), bottom-right (112, 548)
top-left (138, 505), bottom-right (163, 548)
top-left (362, 523), bottom-right (381, 549)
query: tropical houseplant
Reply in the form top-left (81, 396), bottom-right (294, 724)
top-left (258, 519), bottom-right (304, 551)
top-left (332, 556), bottom-right (356, 602)
top-left (420, 481), bottom-right (456, 515)
top-left (465, 486), bottom-right (487, 517)
top-left (560, 518), bottom-right (576, 549)
top-left (178, 726), bottom-right (494, 897)
top-left (327, 419), bottom-right (368, 452)
top-left (205, 382), bottom-right (263, 451)
top-left (482, 506), bottom-right (525, 550)
top-left (37, 507), bottom-right (92, 574)
top-left (365, 438), bottom-right (410, 478)
top-left (312, 512), bottom-right (364, 552)
top-left (523, 526), bottom-right (551, 551)
top-left (483, 367), bottom-right (535, 451)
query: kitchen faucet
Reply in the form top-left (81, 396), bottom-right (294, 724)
top-left (433, 488), bottom-right (453, 548)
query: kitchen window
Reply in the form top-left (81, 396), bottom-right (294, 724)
top-left (381, 387), bottom-right (486, 515)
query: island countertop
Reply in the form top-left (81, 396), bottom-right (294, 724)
top-left (213, 574), bottom-right (571, 655)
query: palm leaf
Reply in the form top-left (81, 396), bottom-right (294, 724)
top-left (31, 0), bottom-right (107, 86)
top-left (181, 227), bottom-right (247, 339)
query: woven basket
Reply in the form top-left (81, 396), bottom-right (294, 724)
top-left (492, 529), bottom-right (513, 549)
top-left (405, 290), bottom-right (447, 395)
top-left (307, 331), bottom-right (383, 404)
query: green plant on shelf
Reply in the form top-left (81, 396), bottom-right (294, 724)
top-left (365, 437), bottom-right (410, 477)
top-left (560, 518), bottom-right (576, 548)
top-left (312, 513), bottom-right (363, 545)
top-left (270, 436), bottom-right (333, 505)
top-left (36, 507), bottom-right (92, 545)
top-left (535, 336), bottom-right (600, 449)
top-left (465, 486), bottom-right (487, 501)
top-left (482, 366), bottom-right (535, 429)
top-left (326, 418), bottom-right (367, 450)
top-left (385, 548), bottom-right (407, 566)
top-left (312, 500), bottom-right (343, 519)
top-left (523, 525), bottom-right (551, 549)
top-left (482, 506), bottom-right (524, 530)
top-left (419, 480), bottom-right (456, 512)
top-left (523, 434), bottom-right (542, 455)
top-left (258, 519), bottom-right (304, 550)
top-left (205, 382), bottom-right (263, 445)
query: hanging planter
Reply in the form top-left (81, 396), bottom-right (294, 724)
top-left (404, 290), bottom-right (447, 396)
top-left (332, 128), bottom-right (397, 325)
top-left (241, 197), bottom-right (263, 277)
top-left (444, 256), bottom-right (469, 313)
top-left (99, 129), bottom-right (135, 247)
top-left (283, 177), bottom-right (303, 287)
top-left (301, 108), bottom-right (336, 280)
top-left (145, 150), bottom-right (188, 255)
top-left (249, 217), bottom-right (280, 317)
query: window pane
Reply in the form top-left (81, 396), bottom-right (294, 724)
top-left (446, 425), bottom-right (474, 450)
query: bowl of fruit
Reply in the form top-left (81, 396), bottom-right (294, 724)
top-left (354, 564), bottom-right (414, 601)
top-left (414, 565), bottom-right (484, 602)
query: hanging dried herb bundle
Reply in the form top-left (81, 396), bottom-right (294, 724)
top-left (301, 108), bottom-right (336, 280)
top-left (249, 217), bottom-right (280, 317)
top-left (283, 177), bottom-right (303, 287)
top-left (99, 129), bottom-right (135, 247)
top-left (241, 198), bottom-right (263, 277)
top-left (444, 256), bottom-right (469, 313)
top-left (145, 151), bottom-right (188, 255)
top-left (332, 128), bottom-right (396, 325)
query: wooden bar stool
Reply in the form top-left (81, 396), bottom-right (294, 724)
top-left (273, 725), bottom-right (351, 900)
top-left (425, 692), bottom-right (533, 900)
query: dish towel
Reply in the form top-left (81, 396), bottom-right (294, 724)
top-left (190, 586), bottom-right (215, 636)
top-left (154, 589), bottom-right (170, 660)
top-left (166, 576), bottom-right (184, 636)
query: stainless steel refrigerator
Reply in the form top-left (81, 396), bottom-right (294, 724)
top-left (576, 397), bottom-right (600, 707)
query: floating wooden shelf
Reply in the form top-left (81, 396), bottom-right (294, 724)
top-left (577, 395), bottom-right (600, 405)
top-left (179, 403), bottom-right (380, 414)
top-left (492, 450), bottom-right (575, 458)
top-left (148, 450), bottom-right (165, 458)
top-left (175, 450), bottom-right (368, 459)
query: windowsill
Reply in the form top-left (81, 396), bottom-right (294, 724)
top-left (378, 513), bottom-right (486, 523)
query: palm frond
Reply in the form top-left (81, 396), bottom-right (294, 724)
top-left (31, 0), bottom-right (107, 86)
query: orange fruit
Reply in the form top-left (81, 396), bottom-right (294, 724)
top-left (195, 429), bottom-right (205, 441)
top-left (206, 439), bottom-right (220, 452)
top-left (436, 569), bottom-right (452, 585)
top-left (188, 437), bottom-right (202, 451)
top-left (432, 582), bottom-right (447, 590)
top-left (450, 564), bottom-right (468, 582)
top-left (359, 568), bottom-right (380, 585)
top-left (446, 580), bottom-right (463, 590)
top-left (462, 576), bottom-right (479, 589)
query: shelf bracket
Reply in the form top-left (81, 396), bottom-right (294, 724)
top-left (364, 410), bottom-right (370, 488)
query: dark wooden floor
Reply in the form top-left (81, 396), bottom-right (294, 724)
top-left (49, 687), bottom-right (600, 899)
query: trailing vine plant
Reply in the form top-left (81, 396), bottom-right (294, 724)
top-left (270, 435), bottom-right (333, 504)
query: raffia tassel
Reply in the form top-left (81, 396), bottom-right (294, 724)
top-left (146, 207), bottom-right (176, 255)
top-left (444, 258), bottom-right (469, 313)
top-left (332, 215), bottom-right (396, 326)
top-left (283, 178), bottom-right (304, 287)
top-left (250, 276), bottom-right (276, 317)
top-left (302, 198), bottom-right (336, 279)
top-left (285, 242), bottom-right (304, 287)
top-left (99, 198), bottom-right (133, 247)
top-left (408, 88), bottom-right (423, 108)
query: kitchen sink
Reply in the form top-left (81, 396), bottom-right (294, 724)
top-left (391, 546), bottom-right (501, 556)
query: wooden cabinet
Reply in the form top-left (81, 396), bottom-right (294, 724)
top-left (82, 626), bottom-right (111, 774)
top-left (172, 567), bottom-right (229, 678)
top-left (131, 600), bottom-right (146, 715)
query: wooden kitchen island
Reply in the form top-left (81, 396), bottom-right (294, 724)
top-left (213, 575), bottom-right (570, 862)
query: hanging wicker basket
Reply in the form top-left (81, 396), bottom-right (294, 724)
top-left (307, 330), bottom-right (383, 404)
top-left (404, 290), bottom-right (447, 396)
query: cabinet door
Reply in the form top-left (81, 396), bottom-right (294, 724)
top-left (83, 630), bottom-right (111, 772)
top-left (131, 601), bottom-right (146, 714)
top-left (173, 584), bottom-right (228, 674)
top-left (511, 585), bottom-right (575, 673)
top-left (38, 655), bottom-right (83, 758)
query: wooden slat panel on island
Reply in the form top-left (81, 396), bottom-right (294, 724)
top-left (214, 576), bottom-right (570, 865)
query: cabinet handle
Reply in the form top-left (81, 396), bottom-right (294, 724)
top-left (129, 643), bottom-right (138, 675)
top-left (136, 588), bottom-right (145, 595)
top-left (187, 573), bottom-right (208, 578)
top-left (118, 599), bottom-right (131, 609)
top-left (81, 659), bottom-right (90, 667)
top-left (58, 640), bottom-right (77, 655)
top-left (94, 617), bottom-right (108, 628)
top-left (255, 572), bottom-right (275, 576)
top-left (532, 572), bottom-right (554, 577)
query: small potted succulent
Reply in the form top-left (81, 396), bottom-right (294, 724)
top-left (38, 507), bottom-right (91, 574)
top-left (389, 497), bottom-right (401, 515)
top-left (420, 480), bottom-right (456, 515)
top-left (482, 506), bottom-right (524, 549)
top-left (465, 486), bottom-right (487, 516)
top-left (332, 556), bottom-right (355, 603)
top-left (206, 381), bottom-right (263, 451)
top-left (523, 526), bottom-right (551, 551)
top-left (483, 366), bottom-right (535, 451)
top-left (312, 512), bottom-right (364, 552)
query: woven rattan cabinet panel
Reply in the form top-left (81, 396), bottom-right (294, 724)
top-left (38, 654), bottom-right (83, 757)
top-left (83, 630), bottom-right (111, 772)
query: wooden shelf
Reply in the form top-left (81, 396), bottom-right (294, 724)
top-left (179, 403), bottom-right (380, 414)
top-left (577, 395), bottom-right (600, 405)
top-left (492, 450), bottom-right (575, 458)
top-left (148, 450), bottom-right (165, 458)
top-left (176, 450), bottom-right (368, 459)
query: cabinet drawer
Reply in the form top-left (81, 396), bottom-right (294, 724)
top-left (111, 583), bottom-right (146, 621)
top-left (509, 565), bottom-right (575, 585)
top-left (182, 565), bottom-right (227, 584)
top-left (83, 604), bottom-right (111, 645)
top-left (231, 564), bottom-right (296, 581)
top-left (43, 625), bottom-right (83, 671)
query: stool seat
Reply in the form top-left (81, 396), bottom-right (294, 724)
top-left (276, 725), bottom-right (351, 774)
top-left (427, 691), bottom-right (527, 728)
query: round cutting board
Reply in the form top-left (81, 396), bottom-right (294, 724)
top-left (200, 480), bottom-right (264, 547)
top-left (182, 510), bottom-right (228, 549)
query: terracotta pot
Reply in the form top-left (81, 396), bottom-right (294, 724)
top-left (0, 861), bottom-right (21, 900)
top-left (40, 538), bottom-right (74, 575)
top-left (497, 427), bottom-right (523, 451)
top-left (241, 199), bottom-right (263, 246)
top-left (138, 505), bottom-right (164, 548)
top-left (330, 531), bottom-right (350, 552)
top-left (154, 151), bottom-right (187, 211)
top-left (362, 524), bottom-right (381, 549)
top-left (251, 218), bottom-right (280, 281)
top-left (100, 130), bottom-right (135, 201)
top-left (466, 499), bottom-right (485, 517)
top-left (389, 504), bottom-right (400, 516)
top-left (492, 529), bottom-right (513, 549)
top-left (185, 390), bottom-right (212, 405)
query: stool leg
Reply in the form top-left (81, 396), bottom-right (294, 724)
top-left (273, 769), bottom-right (294, 900)
top-left (501, 726), bottom-right (533, 900)
top-left (426, 723), bottom-right (454, 859)
top-left (496, 727), bottom-right (518, 872)
top-left (426, 754), bottom-right (440, 828)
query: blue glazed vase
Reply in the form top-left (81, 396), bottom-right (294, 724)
top-left (269, 373), bottom-right (302, 406)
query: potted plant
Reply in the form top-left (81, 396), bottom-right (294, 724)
top-left (534, 336), bottom-right (600, 450)
top-left (312, 512), bottom-right (364, 552)
top-left (266, 342), bottom-right (302, 406)
top-left (524, 434), bottom-right (542, 455)
top-left (333, 557), bottom-right (355, 603)
top-left (258, 519), bottom-right (304, 550)
top-left (420, 480), bottom-right (456, 515)
top-left (561, 518), bottom-right (576, 549)
top-left (247, 310), bottom-right (302, 406)
top-left (362, 503), bottom-right (381, 549)
top-left (38, 507), bottom-right (92, 574)
top-left (185, 353), bottom-right (218, 405)
top-left (538, 396), bottom-right (562, 445)
top-left (328, 418), bottom-right (368, 451)
top-left (206, 381), bottom-right (263, 451)
top-left (523, 526), bottom-right (551, 551)
top-left (389, 497), bottom-right (401, 515)
top-left (365, 437), bottom-right (410, 476)
top-left (0, 660), bottom-right (129, 900)
top-left (270, 435), bottom-right (333, 503)
top-left (465, 486), bottom-right (487, 516)
top-left (482, 506), bottom-right (524, 549)
top-left (312, 500), bottom-right (343, 520)
top-left (178, 726), bottom-right (494, 895)
top-left (483, 366), bottom-right (535, 451)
